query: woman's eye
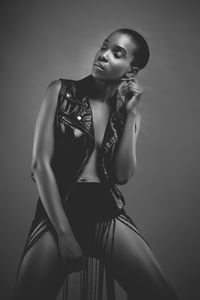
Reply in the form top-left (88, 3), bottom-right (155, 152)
top-left (114, 51), bottom-right (123, 58)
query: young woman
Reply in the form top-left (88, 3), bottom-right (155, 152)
top-left (13, 28), bottom-right (180, 300)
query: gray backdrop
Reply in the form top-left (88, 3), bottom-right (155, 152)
top-left (1, 0), bottom-right (200, 299)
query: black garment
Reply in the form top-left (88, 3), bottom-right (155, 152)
top-left (31, 75), bottom-right (129, 209)
top-left (14, 77), bottom-right (179, 299)
top-left (20, 76), bottom-right (144, 299)
top-left (17, 182), bottom-right (148, 300)
top-left (22, 182), bottom-right (126, 259)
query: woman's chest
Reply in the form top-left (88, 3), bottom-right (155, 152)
top-left (89, 100), bottom-right (111, 148)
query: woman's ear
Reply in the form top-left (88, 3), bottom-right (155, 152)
top-left (124, 66), bottom-right (139, 79)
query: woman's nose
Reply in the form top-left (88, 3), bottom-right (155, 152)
top-left (99, 51), bottom-right (109, 62)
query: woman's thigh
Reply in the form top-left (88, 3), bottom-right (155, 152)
top-left (13, 229), bottom-right (66, 300)
top-left (94, 214), bottom-right (179, 300)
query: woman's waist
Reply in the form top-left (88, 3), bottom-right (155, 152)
top-left (64, 182), bottom-right (124, 221)
top-left (33, 182), bottom-right (125, 225)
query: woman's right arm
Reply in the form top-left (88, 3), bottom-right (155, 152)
top-left (31, 80), bottom-right (72, 236)
top-left (31, 80), bottom-right (83, 272)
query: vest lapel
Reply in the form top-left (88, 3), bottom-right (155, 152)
top-left (60, 75), bottom-right (127, 154)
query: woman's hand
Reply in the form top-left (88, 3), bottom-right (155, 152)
top-left (58, 231), bottom-right (84, 274)
top-left (117, 78), bottom-right (143, 115)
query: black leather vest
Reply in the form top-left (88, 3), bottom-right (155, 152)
top-left (31, 75), bottom-right (128, 209)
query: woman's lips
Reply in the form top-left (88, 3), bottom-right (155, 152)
top-left (94, 63), bottom-right (105, 71)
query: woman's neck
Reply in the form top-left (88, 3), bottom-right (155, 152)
top-left (91, 77), bottom-right (120, 104)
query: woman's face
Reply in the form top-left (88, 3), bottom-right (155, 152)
top-left (92, 31), bottom-right (136, 81)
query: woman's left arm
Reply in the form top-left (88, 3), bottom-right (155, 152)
top-left (112, 79), bottom-right (142, 184)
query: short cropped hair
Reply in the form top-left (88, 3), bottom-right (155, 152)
top-left (114, 28), bottom-right (150, 70)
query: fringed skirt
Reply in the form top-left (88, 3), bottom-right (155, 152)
top-left (20, 182), bottom-right (149, 300)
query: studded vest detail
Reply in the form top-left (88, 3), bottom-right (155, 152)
top-left (31, 75), bottom-right (128, 209)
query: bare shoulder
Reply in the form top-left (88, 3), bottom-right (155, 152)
top-left (31, 79), bottom-right (63, 165)
top-left (46, 79), bottom-right (62, 96)
top-left (40, 79), bottom-right (62, 111)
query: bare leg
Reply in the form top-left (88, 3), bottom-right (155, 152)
top-left (94, 214), bottom-right (180, 300)
top-left (13, 230), bottom-right (66, 300)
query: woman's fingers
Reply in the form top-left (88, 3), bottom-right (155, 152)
top-left (117, 79), bottom-right (143, 113)
top-left (119, 79), bottom-right (142, 96)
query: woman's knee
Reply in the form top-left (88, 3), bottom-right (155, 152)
top-left (13, 230), bottom-right (65, 300)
